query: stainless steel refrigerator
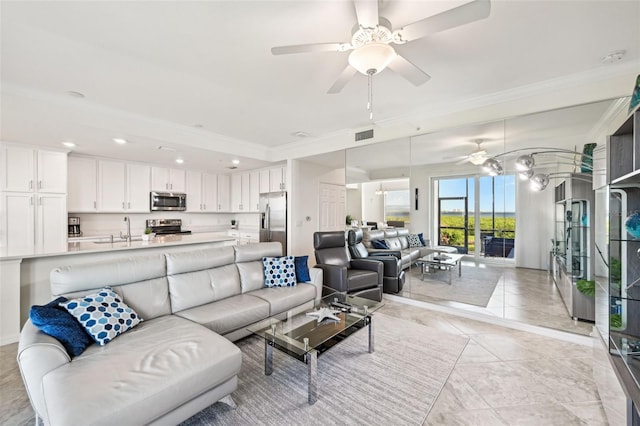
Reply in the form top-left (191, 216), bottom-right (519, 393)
top-left (259, 192), bottom-right (287, 253)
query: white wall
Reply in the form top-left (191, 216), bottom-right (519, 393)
top-left (361, 181), bottom-right (385, 224)
top-left (289, 159), bottom-right (345, 265)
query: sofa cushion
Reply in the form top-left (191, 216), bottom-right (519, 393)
top-left (165, 246), bottom-right (235, 275)
top-left (29, 297), bottom-right (93, 358)
top-left (174, 294), bottom-right (270, 335)
top-left (234, 242), bottom-right (282, 262)
top-left (168, 264), bottom-right (241, 313)
top-left (249, 284), bottom-right (316, 315)
top-left (263, 256), bottom-right (297, 287)
top-left (371, 239), bottom-right (389, 249)
top-left (408, 234), bottom-right (423, 247)
top-left (295, 256), bottom-right (311, 282)
top-left (60, 288), bottom-right (143, 346)
top-left (386, 238), bottom-right (403, 250)
top-left (41, 315), bottom-right (241, 426)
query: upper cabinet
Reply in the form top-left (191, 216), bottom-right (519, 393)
top-left (68, 156), bottom-right (97, 212)
top-left (151, 167), bottom-right (185, 192)
top-left (269, 166), bottom-right (286, 192)
top-left (1, 145), bottom-right (67, 194)
top-left (231, 173), bottom-right (242, 211)
top-left (217, 174), bottom-right (230, 212)
top-left (249, 171), bottom-right (260, 212)
top-left (69, 157), bottom-right (149, 213)
top-left (186, 171), bottom-right (220, 212)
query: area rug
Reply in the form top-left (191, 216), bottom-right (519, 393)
top-left (181, 313), bottom-right (468, 426)
top-left (406, 263), bottom-right (503, 307)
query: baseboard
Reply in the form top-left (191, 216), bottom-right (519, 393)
top-left (384, 294), bottom-right (594, 347)
top-left (0, 333), bottom-right (19, 347)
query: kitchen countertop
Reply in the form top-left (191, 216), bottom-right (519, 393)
top-left (0, 232), bottom-right (237, 261)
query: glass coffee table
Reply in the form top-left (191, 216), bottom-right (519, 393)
top-left (247, 289), bottom-right (384, 405)
top-left (415, 252), bottom-right (465, 284)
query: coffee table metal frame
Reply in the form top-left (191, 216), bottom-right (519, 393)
top-left (247, 291), bottom-right (383, 405)
top-left (415, 253), bottom-right (464, 285)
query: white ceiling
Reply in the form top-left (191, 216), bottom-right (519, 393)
top-left (1, 0), bottom-right (639, 173)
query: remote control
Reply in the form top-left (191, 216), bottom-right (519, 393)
top-left (330, 301), bottom-right (352, 311)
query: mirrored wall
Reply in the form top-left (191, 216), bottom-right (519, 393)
top-left (341, 97), bottom-right (628, 335)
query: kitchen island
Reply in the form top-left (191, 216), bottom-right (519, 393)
top-left (0, 232), bottom-right (237, 345)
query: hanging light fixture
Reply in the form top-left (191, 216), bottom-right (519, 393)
top-left (529, 173), bottom-right (550, 191)
top-left (374, 183), bottom-right (388, 196)
top-left (518, 169), bottom-right (534, 180)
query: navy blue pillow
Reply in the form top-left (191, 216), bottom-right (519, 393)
top-left (372, 239), bottom-right (389, 249)
top-left (295, 256), bottom-right (311, 282)
top-left (29, 296), bottom-right (93, 358)
top-left (418, 233), bottom-right (427, 246)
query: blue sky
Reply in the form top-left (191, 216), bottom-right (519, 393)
top-left (440, 176), bottom-right (516, 212)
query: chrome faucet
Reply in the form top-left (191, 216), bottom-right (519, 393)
top-left (120, 216), bottom-right (131, 242)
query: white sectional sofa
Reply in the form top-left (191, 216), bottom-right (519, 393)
top-left (17, 242), bottom-right (322, 426)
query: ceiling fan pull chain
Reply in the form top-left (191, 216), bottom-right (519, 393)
top-left (367, 69), bottom-right (374, 120)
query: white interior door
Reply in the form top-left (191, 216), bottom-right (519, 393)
top-left (319, 183), bottom-right (345, 232)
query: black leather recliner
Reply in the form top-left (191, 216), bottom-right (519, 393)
top-left (313, 231), bottom-right (383, 302)
top-left (348, 229), bottom-right (405, 294)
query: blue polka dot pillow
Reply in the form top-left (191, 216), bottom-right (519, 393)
top-left (60, 288), bottom-right (143, 346)
top-left (408, 234), bottom-right (424, 248)
top-left (263, 256), bottom-right (297, 287)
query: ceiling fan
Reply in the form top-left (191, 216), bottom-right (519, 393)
top-left (271, 0), bottom-right (491, 94)
top-left (453, 140), bottom-right (489, 165)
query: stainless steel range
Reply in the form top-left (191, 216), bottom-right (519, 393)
top-left (146, 219), bottom-right (192, 235)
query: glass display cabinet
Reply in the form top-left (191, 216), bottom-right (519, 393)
top-left (552, 176), bottom-right (595, 321)
top-left (607, 105), bottom-right (640, 405)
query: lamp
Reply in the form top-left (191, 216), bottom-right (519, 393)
top-left (481, 158), bottom-right (503, 176)
top-left (515, 154), bottom-right (535, 171)
top-left (518, 169), bottom-right (534, 180)
top-left (529, 173), bottom-right (550, 191)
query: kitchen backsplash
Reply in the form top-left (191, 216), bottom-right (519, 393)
top-left (71, 212), bottom-right (260, 237)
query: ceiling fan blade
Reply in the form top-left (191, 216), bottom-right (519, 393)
top-left (271, 42), bottom-right (348, 55)
top-left (327, 65), bottom-right (358, 94)
top-left (394, 0), bottom-right (491, 43)
top-left (353, 0), bottom-right (379, 28)
top-left (387, 54), bottom-right (431, 86)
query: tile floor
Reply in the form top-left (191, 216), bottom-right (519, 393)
top-left (1, 299), bottom-right (609, 426)
top-left (401, 262), bottom-right (594, 336)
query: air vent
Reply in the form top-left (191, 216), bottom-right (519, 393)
top-left (227, 166), bottom-right (238, 170)
top-left (355, 129), bottom-right (374, 141)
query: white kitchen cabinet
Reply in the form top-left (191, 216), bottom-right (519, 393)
top-left (249, 171), bottom-right (260, 212)
top-left (259, 169), bottom-right (270, 194)
top-left (96, 161), bottom-right (149, 212)
top-left (68, 156), bottom-right (97, 212)
top-left (0, 192), bottom-right (66, 255)
top-left (226, 229), bottom-right (259, 245)
top-left (1, 192), bottom-right (35, 255)
top-left (125, 164), bottom-right (150, 212)
top-left (151, 167), bottom-right (185, 192)
top-left (98, 160), bottom-right (126, 211)
top-left (231, 174), bottom-right (242, 211)
top-left (202, 173), bottom-right (218, 212)
top-left (186, 170), bottom-right (203, 212)
top-left (36, 194), bottom-right (67, 253)
top-left (217, 174), bottom-right (230, 211)
top-left (269, 166), bottom-right (286, 192)
top-left (1, 145), bottom-right (66, 193)
top-left (186, 171), bottom-right (219, 212)
top-left (241, 173), bottom-right (250, 212)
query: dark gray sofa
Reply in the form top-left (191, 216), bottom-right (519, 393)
top-left (362, 228), bottom-right (421, 269)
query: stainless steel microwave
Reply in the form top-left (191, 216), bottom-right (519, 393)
top-left (150, 191), bottom-right (187, 211)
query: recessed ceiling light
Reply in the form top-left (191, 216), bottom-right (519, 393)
top-left (113, 138), bottom-right (128, 145)
top-left (232, 159), bottom-right (240, 165)
top-left (175, 158), bottom-right (184, 164)
top-left (292, 131), bottom-right (310, 138)
top-left (62, 141), bottom-right (76, 148)
top-left (67, 91), bottom-right (85, 98)
top-left (601, 50), bottom-right (626, 63)
top-left (157, 146), bottom-right (177, 152)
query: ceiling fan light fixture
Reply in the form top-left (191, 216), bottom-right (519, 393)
top-left (348, 42), bottom-right (396, 75)
top-left (468, 150), bottom-right (488, 165)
